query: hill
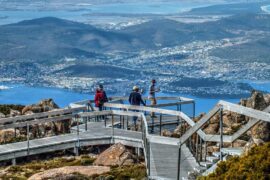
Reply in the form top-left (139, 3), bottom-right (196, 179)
top-left (0, 17), bottom-right (133, 61)
top-left (1, 14), bottom-right (270, 63)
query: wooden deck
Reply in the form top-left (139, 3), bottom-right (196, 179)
top-left (0, 120), bottom-right (197, 180)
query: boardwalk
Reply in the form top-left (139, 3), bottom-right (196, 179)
top-left (0, 120), bottom-right (197, 179)
top-left (0, 97), bottom-right (269, 180)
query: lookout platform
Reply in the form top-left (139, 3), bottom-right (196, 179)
top-left (0, 96), bottom-right (269, 180)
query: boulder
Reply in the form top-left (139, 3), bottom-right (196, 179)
top-left (161, 129), bottom-right (172, 137)
top-left (0, 112), bottom-right (5, 118)
top-left (246, 90), bottom-right (267, 110)
top-left (10, 109), bottom-right (21, 117)
top-left (22, 98), bottom-right (59, 115)
top-left (251, 121), bottom-right (270, 142)
top-left (232, 139), bottom-right (248, 147)
top-left (94, 143), bottom-right (136, 166)
top-left (203, 123), bottom-right (219, 134)
top-left (264, 94), bottom-right (270, 104)
top-left (0, 129), bottom-right (16, 143)
top-left (28, 166), bottom-right (110, 180)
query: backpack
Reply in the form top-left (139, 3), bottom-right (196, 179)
top-left (98, 92), bottom-right (106, 106)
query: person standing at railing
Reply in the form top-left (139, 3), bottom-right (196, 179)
top-left (148, 79), bottom-right (160, 118)
top-left (129, 86), bottom-right (146, 129)
top-left (94, 85), bottom-right (108, 120)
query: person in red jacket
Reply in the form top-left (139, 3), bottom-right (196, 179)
top-left (94, 85), bottom-right (108, 120)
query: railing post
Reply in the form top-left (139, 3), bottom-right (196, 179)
top-left (193, 101), bottom-right (196, 120)
top-left (204, 141), bottom-right (207, 162)
top-left (112, 114), bottom-right (115, 143)
top-left (159, 114), bottom-right (162, 135)
top-left (177, 143), bottom-right (182, 180)
top-left (177, 104), bottom-right (180, 125)
top-left (147, 139), bottom-right (151, 176)
top-left (199, 137), bottom-right (203, 161)
top-left (76, 114), bottom-right (80, 156)
top-left (27, 123), bottom-right (30, 156)
top-left (151, 117), bottom-right (154, 134)
top-left (219, 107), bottom-right (223, 161)
top-left (195, 134), bottom-right (199, 161)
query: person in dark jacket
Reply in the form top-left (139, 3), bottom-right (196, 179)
top-left (129, 86), bottom-right (146, 127)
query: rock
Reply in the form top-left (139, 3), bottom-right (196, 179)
top-left (222, 127), bottom-right (233, 135)
top-left (246, 90), bottom-right (267, 110)
top-left (22, 98), bottom-right (59, 115)
top-left (24, 110), bottom-right (34, 115)
top-left (0, 112), bottom-right (5, 118)
top-left (243, 136), bottom-right (268, 155)
top-left (232, 139), bottom-right (248, 147)
top-left (28, 166), bottom-right (110, 180)
top-left (94, 143), bottom-right (136, 166)
top-left (161, 129), bottom-right (172, 137)
top-left (251, 121), bottom-right (270, 142)
top-left (207, 146), bottom-right (219, 154)
top-left (203, 123), bottom-right (219, 134)
top-left (10, 109), bottom-right (21, 117)
top-left (264, 94), bottom-right (270, 104)
top-left (0, 129), bottom-right (16, 143)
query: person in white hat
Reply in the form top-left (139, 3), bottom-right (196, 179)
top-left (129, 86), bottom-right (146, 128)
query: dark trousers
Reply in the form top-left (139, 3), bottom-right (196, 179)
top-left (97, 106), bottom-right (104, 120)
top-left (133, 110), bottom-right (139, 125)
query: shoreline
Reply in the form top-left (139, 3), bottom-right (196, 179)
top-left (261, 5), bottom-right (270, 13)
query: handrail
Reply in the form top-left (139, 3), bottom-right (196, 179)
top-left (78, 110), bottom-right (150, 176)
top-left (0, 106), bottom-right (86, 124)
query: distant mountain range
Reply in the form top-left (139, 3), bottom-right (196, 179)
top-left (1, 13), bottom-right (270, 62)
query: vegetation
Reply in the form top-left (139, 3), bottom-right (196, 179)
top-left (93, 164), bottom-right (147, 180)
top-left (199, 142), bottom-right (270, 180)
top-left (0, 104), bottom-right (24, 115)
top-left (1, 155), bottom-right (95, 180)
top-left (0, 155), bottom-right (146, 180)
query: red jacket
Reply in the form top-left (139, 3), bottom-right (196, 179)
top-left (94, 89), bottom-right (104, 107)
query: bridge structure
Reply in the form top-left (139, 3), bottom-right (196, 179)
top-left (0, 96), bottom-right (269, 179)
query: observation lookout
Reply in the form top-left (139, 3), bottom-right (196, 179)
top-left (0, 96), bottom-right (269, 179)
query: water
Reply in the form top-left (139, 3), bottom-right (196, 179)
top-left (0, 1), bottom-right (219, 25)
top-left (0, 84), bottom-right (91, 107)
top-left (261, 5), bottom-right (270, 13)
top-left (0, 83), bottom-right (239, 115)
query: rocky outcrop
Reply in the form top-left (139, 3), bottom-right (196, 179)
top-left (22, 98), bottom-right (59, 115)
top-left (28, 166), bottom-right (110, 180)
top-left (94, 143), bottom-right (137, 166)
top-left (0, 129), bottom-right (17, 143)
top-left (0, 113), bottom-right (5, 118)
top-left (201, 91), bottom-right (270, 142)
top-left (246, 91), bottom-right (270, 142)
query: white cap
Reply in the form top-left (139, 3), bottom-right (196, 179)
top-left (133, 86), bottom-right (139, 91)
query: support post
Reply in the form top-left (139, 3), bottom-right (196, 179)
top-left (27, 123), bottom-right (30, 156)
top-left (159, 114), bottom-right (162, 136)
top-left (76, 115), bottom-right (80, 156)
top-left (177, 104), bottom-right (180, 125)
top-left (219, 107), bottom-right (223, 161)
top-left (112, 114), bottom-right (115, 143)
top-left (177, 143), bottom-right (182, 180)
top-left (204, 141), bottom-right (207, 162)
top-left (195, 134), bottom-right (199, 161)
top-left (84, 117), bottom-right (87, 131)
top-left (199, 137), bottom-right (203, 161)
top-left (193, 101), bottom-right (196, 120)
top-left (12, 158), bottom-right (16, 166)
top-left (151, 117), bottom-right (154, 134)
top-left (147, 139), bottom-right (151, 176)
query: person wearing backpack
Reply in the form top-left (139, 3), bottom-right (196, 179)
top-left (94, 85), bottom-right (108, 120)
top-left (129, 86), bottom-right (146, 129)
